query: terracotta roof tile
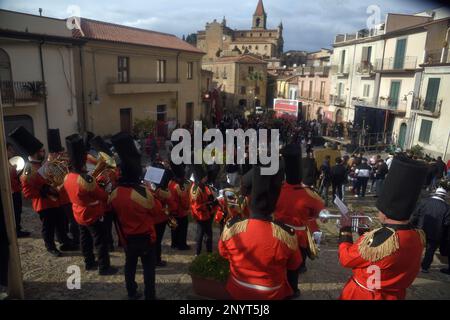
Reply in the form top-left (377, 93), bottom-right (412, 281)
top-left (73, 18), bottom-right (204, 54)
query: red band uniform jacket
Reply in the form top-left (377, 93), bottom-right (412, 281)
top-left (63, 172), bottom-right (108, 226)
top-left (21, 161), bottom-right (60, 212)
top-left (190, 184), bottom-right (218, 221)
top-left (338, 225), bottom-right (425, 300)
top-left (219, 218), bottom-right (302, 300)
top-left (274, 183), bottom-right (325, 249)
top-left (168, 180), bottom-right (191, 218)
top-left (109, 185), bottom-right (163, 244)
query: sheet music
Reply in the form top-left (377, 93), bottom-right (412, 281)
top-left (333, 196), bottom-right (349, 217)
top-left (144, 166), bottom-right (165, 184)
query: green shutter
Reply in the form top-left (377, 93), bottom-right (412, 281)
top-left (394, 39), bottom-right (406, 69)
top-left (389, 81), bottom-right (401, 108)
top-left (424, 78), bottom-right (440, 112)
top-left (419, 119), bottom-right (432, 144)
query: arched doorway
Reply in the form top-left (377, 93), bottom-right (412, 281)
top-left (0, 48), bottom-right (13, 104)
top-left (336, 109), bottom-right (343, 123)
top-left (316, 107), bottom-right (323, 122)
top-left (398, 123), bottom-right (407, 149)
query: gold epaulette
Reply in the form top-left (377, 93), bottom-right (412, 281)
top-left (221, 219), bottom-right (248, 242)
top-left (416, 229), bottom-right (426, 247)
top-left (77, 175), bottom-right (96, 192)
top-left (157, 189), bottom-right (171, 199)
top-left (130, 188), bottom-right (154, 210)
top-left (305, 187), bottom-right (325, 205)
top-left (272, 223), bottom-right (298, 250)
top-left (358, 227), bottom-right (399, 262)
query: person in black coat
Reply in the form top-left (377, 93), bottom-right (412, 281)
top-left (330, 157), bottom-right (346, 201)
top-left (411, 187), bottom-right (450, 273)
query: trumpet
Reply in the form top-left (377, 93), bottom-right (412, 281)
top-left (319, 210), bottom-right (374, 233)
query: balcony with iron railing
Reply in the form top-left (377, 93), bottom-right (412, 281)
top-left (423, 49), bottom-right (450, 65)
top-left (330, 94), bottom-right (347, 107)
top-left (313, 65), bottom-right (330, 76)
top-left (411, 97), bottom-right (442, 118)
top-left (356, 61), bottom-right (375, 75)
top-left (303, 66), bottom-right (315, 76)
top-left (374, 56), bottom-right (418, 71)
top-left (107, 77), bottom-right (180, 95)
top-left (377, 97), bottom-right (407, 114)
top-left (332, 64), bottom-right (350, 76)
top-left (0, 81), bottom-right (45, 106)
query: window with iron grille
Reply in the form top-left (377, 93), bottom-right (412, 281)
top-left (418, 119), bottom-right (432, 144)
top-left (240, 86), bottom-right (246, 95)
top-left (118, 56), bottom-right (129, 83)
top-left (157, 60), bottom-right (166, 83)
top-left (187, 62), bottom-right (194, 80)
top-left (255, 86), bottom-right (260, 95)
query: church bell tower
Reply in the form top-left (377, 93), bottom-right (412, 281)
top-left (252, 0), bottom-right (267, 30)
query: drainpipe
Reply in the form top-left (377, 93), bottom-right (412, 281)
top-left (346, 44), bottom-right (357, 121)
top-left (38, 40), bottom-right (49, 132)
top-left (441, 27), bottom-right (450, 63)
top-left (78, 45), bottom-right (87, 132)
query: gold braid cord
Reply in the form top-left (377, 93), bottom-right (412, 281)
top-left (358, 227), bottom-right (399, 262)
top-left (305, 188), bottom-right (325, 205)
top-left (221, 220), bottom-right (249, 242)
top-left (272, 223), bottom-right (298, 251)
top-left (130, 188), bottom-right (154, 210)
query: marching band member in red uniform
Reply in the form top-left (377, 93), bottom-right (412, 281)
top-left (338, 155), bottom-right (427, 300)
top-left (215, 190), bottom-right (243, 234)
top-left (274, 144), bottom-right (325, 296)
top-left (9, 126), bottom-right (74, 256)
top-left (168, 162), bottom-right (191, 250)
top-left (109, 132), bottom-right (162, 300)
top-left (219, 166), bottom-right (302, 300)
top-left (47, 128), bottom-right (79, 248)
top-left (89, 135), bottom-right (118, 251)
top-left (63, 134), bottom-right (117, 275)
top-left (7, 142), bottom-right (30, 237)
top-left (190, 164), bottom-right (219, 256)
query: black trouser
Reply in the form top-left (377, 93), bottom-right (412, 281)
top-left (61, 203), bottom-right (79, 245)
top-left (422, 240), bottom-right (439, 270)
top-left (124, 236), bottom-right (156, 300)
top-left (0, 243), bottom-right (8, 287)
top-left (171, 216), bottom-right (189, 248)
top-left (79, 220), bottom-right (110, 270)
top-left (103, 211), bottom-right (115, 249)
top-left (195, 218), bottom-right (213, 255)
top-left (356, 177), bottom-right (369, 197)
top-left (39, 207), bottom-right (71, 251)
top-left (155, 221), bottom-right (167, 263)
top-left (332, 182), bottom-right (343, 201)
top-left (287, 248), bottom-right (307, 292)
top-left (12, 192), bottom-right (23, 232)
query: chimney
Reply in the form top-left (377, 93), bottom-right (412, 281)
top-left (39, 8), bottom-right (42, 16)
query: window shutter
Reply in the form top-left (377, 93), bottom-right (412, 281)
top-left (389, 81), bottom-right (401, 108)
top-left (361, 47), bottom-right (368, 62)
top-left (394, 39), bottom-right (406, 69)
top-left (424, 78), bottom-right (440, 112)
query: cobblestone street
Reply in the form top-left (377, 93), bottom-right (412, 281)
top-left (16, 193), bottom-right (450, 300)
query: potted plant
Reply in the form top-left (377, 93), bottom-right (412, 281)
top-left (188, 252), bottom-right (230, 299)
top-left (23, 81), bottom-right (46, 99)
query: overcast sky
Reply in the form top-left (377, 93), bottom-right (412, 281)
top-left (0, 0), bottom-right (442, 51)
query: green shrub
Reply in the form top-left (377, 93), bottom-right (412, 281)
top-left (132, 118), bottom-right (156, 139)
top-left (410, 144), bottom-right (424, 158)
top-left (188, 252), bottom-right (230, 283)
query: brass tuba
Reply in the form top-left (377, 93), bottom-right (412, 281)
top-left (91, 151), bottom-right (116, 190)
